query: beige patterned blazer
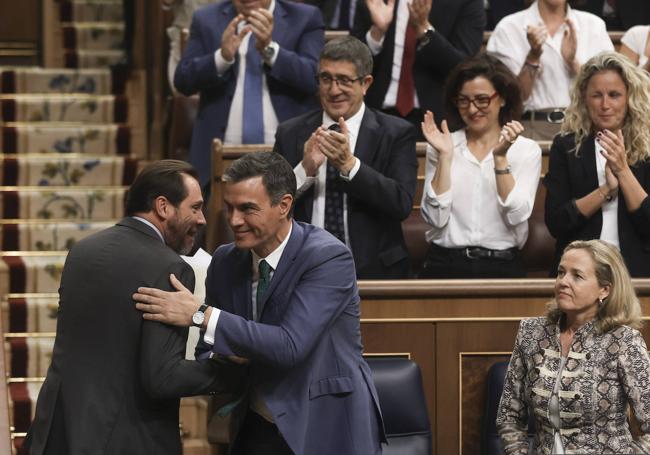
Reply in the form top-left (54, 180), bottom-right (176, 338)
top-left (497, 317), bottom-right (650, 455)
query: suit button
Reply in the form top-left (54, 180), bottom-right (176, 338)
top-left (534, 367), bottom-right (540, 374)
top-left (585, 353), bottom-right (591, 360)
top-left (574, 393), bottom-right (580, 399)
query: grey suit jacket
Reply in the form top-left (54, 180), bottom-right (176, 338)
top-left (25, 217), bottom-right (232, 454)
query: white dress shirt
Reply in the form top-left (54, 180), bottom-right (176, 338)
top-left (487, 1), bottom-right (613, 111)
top-left (621, 25), bottom-right (650, 68)
top-left (214, 0), bottom-right (280, 144)
top-left (595, 139), bottom-right (620, 249)
top-left (365, 0), bottom-right (420, 109)
top-left (421, 129), bottom-right (542, 249)
top-left (292, 104), bottom-right (364, 246)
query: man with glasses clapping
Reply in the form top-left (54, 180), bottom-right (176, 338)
top-left (273, 36), bottom-right (418, 279)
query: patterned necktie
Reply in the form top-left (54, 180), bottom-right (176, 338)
top-left (395, 22), bottom-right (417, 117)
top-left (324, 124), bottom-right (346, 244)
top-left (242, 36), bottom-right (264, 144)
top-left (255, 259), bottom-right (271, 321)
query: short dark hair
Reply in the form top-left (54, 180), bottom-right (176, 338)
top-left (224, 152), bottom-right (296, 215)
top-left (320, 36), bottom-right (373, 78)
top-left (443, 52), bottom-right (523, 130)
top-left (125, 160), bottom-right (199, 215)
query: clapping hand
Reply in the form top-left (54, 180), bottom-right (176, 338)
top-left (302, 130), bottom-right (326, 176)
top-left (421, 110), bottom-right (453, 159)
top-left (561, 18), bottom-right (578, 71)
top-left (316, 117), bottom-right (356, 175)
top-left (247, 8), bottom-right (274, 53)
top-left (221, 14), bottom-right (251, 62)
top-left (493, 121), bottom-right (524, 157)
top-left (526, 24), bottom-right (547, 60)
top-left (366, 0), bottom-right (395, 40)
top-left (597, 129), bottom-right (627, 193)
top-left (407, 0), bottom-right (432, 36)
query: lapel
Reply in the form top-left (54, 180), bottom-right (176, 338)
top-left (352, 108), bottom-right (383, 173)
top-left (257, 220), bottom-right (304, 320)
top-left (578, 135), bottom-right (599, 191)
top-left (232, 247), bottom-right (254, 320)
top-left (271, 0), bottom-right (288, 48)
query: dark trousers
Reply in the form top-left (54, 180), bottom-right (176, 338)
top-left (419, 243), bottom-right (526, 279)
top-left (231, 410), bottom-right (293, 455)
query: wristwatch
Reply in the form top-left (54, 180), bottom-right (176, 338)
top-left (417, 24), bottom-right (435, 47)
top-left (192, 304), bottom-right (208, 327)
top-left (494, 165), bottom-right (512, 175)
top-left (261, 42), bottom-right (277, 62)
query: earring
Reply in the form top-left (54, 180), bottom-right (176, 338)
top-left (500, 102), bottom-right (505, 107)
top-left (598, 297), bottom-right (604, 306)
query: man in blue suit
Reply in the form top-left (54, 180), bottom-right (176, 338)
top-left (134, 152), bottom-right (384, 454)
top-left (174, 0), bottom-right (324, 188)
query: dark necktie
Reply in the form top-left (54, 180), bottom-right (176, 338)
top-left (338, 0), bottom-right (350, 30)
top-left (242, 36), bottom-right (264, 144)
top-left (324, 124), bottom-right (346, 244)
top-left (395, 23), bottom-right (417, 117)
top-left (255, 259), bottom-right (271, 321)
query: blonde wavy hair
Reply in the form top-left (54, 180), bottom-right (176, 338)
top-left (547, 239), bottom-right (642, 333)
top-left (560, 52), bottom-right (650, 166)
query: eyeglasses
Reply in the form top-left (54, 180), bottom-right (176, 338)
top-left (454, 92), bottom-right (499, 110)
top-left (317, 73), bottom-right (364, 88)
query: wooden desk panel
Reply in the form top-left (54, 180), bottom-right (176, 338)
top-left (358, 279), bottom-right (650, 455)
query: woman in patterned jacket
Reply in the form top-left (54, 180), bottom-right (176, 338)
top-left (497, 239), bottom-right (650, 454)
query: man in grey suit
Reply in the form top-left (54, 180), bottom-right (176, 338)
top-left (24, 160), bottom-right (239, 454)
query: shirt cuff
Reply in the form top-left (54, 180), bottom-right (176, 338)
top-left (365, 30), bottom-right (384, 55)
top-left (339, 157), bottom-right (361, 181)
top-left (214, 49), bottom-right (234, 76)
top-left (202, 307), bottom-right (221, 346)
top-left (295, 162), bottom-right (317, 193)
top-left (425, 184), bottom-right (451, 207)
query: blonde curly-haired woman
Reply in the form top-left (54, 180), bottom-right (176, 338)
top-left (544, 52), bottom-right (650, 277)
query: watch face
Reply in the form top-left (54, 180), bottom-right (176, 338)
top-left (192, 311), bottom-right (205, 325)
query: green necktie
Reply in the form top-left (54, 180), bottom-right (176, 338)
top-left (255, 259), bottom-right (271, 321)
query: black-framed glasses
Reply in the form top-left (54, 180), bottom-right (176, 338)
top-left (454, 92), bottom-right (499, 110)
top-left (317, 72), bottom-right (364, 88)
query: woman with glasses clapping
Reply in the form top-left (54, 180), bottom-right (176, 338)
top-left (419, 53), bottom-right (542, 278)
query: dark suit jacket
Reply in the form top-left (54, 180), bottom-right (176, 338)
top-left (544, 134), bottom-right (650, 277)
top-left (273, 107), bottom-right (418, 278)
top-left (575, 0), bottom-right (650, 29)
top-left (174, 0), bottom-right (324, 186)
top-left (201, 220), bottom-right (385, 454)
top-left (24, 218), bottom-right (230, 454)
top-left (352, 0), bottom-right (485, 120)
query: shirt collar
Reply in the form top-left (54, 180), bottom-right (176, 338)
top-left (530, 1), bottom-right (579, 32)
top-left (322, 102), bottom-right (365, 140)
top-left (252, 222), bottom-right (292, 272)
top-left (131, 216), bottom-right (164, 243)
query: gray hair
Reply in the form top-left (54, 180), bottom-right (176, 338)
top-left (320, 36), bottom-right (373, 78)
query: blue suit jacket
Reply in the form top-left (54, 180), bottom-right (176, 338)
top-left (202, 221), bottom-right (384, 454)
top-left (174, 0), bottom-right (324, 186)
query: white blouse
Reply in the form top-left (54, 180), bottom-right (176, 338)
top-left (421, 129), bottom-right (542, 250)
top-left (487, 1), bottom-right (613, 111)
top-left (621, 25), bottom-right (650, 68)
